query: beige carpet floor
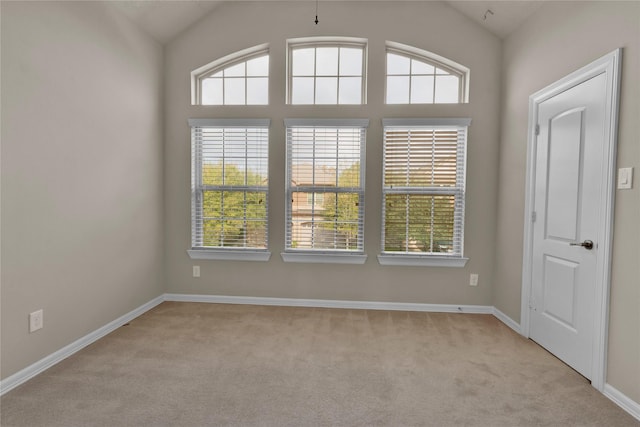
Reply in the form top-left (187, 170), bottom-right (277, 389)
top-left (1, 302), bottom-right (637, 426)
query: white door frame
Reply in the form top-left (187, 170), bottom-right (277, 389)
top-left (521, 49), bottom-right (622, 391)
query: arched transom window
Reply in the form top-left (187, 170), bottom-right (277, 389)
top-left (385, 42), bottom-right (469, 104)
top-left (192, 45), bottom-right (269, 105)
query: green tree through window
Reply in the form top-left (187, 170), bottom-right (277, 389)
top-left (321, 162), bottom-right (361, 250)
top-left (383, 194), bottom-right (455, 253)
top-left (202, 163), bottom-right (267, 248)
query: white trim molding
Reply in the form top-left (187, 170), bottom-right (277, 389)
top-left (0, 295), bottom-right (164, 396)
top-left (188, 118), bottom-right (271, 128)
top-left (377, 254), bottom-right (468, 267)
top-left (280, 252), bottom-right (367, 264)
top-left (164, 293), bottom-right (493, 314)
top-left (492, 307), bottom-right (521, 334)
top-left (382, 118), bottom-right (472, 127)
top-left (604, 384), bottom-right (640, 422)
top-left (188, 249), bottom-right (271, 262)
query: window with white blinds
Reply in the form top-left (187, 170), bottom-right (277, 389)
top-left (284, 119), bottom-right (368, 263)
top-left (380, 118), bottom-right (470, 266)
top-left (188, 119), bottom-right (270, 260)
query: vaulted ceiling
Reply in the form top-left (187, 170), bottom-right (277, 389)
top-left (110, 0), bottom-right (544, 44)
top-left (110, 1), bottom-right (222, 44)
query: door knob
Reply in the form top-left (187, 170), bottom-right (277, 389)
top-left (569, 240), bottom-right (594, 250)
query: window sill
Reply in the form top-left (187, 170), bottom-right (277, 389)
top-left (187, 249), bottom-right (271, 262)
top-left (281, 252), bottom-right (367, 264)
top-left (377, 254), bottom-right (468, 267)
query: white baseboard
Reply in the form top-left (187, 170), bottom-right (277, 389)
top-left (492, 307), bottom-right (522, 334)
top-left (604, 384), bottom-right (640, 422)
top-left (0, 295), bottom-right (164, 396)
top-left (4, 292), bottom-right (638, 424)
top-left (163, 293), bottom-right (494, 314)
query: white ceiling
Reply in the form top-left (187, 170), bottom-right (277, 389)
top-left (110, 0), bottom-right (544, 44)
top-left (446, 0), bottom-right (544, 39)
top-left (110, 1), bottom-right (222, 44)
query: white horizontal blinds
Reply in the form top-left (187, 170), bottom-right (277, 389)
top-left (385, 128), bottom-right (460, 187)
top-left (285, 119), bottom-right (367, 252)
top-left (190, 119), bottom-right (269, 250)
top-left (382, 119), bottom-right (469, 256)
top-left (200, 52), bottom-right (269, 105)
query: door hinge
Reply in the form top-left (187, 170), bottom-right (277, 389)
top-left (535, 124), bottom-right (540, 136)
top-left (531, 211), bottom-right (537, 222)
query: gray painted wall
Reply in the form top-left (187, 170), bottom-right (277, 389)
top-left (1, 1), bottom-right (165, 378)
top-left (164, 1), bottom-right (501, 307)
top-left (496, 1), bottom-right (639, 403)
top-left (1, 0), bottom-right (637, 410)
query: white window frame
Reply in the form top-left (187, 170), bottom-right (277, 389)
top-left (385, 41), bottom-right (470, 104)
top-left (191, 44), bottom-right (269, 106)
top-left (282, 118), bottom-right (368, 264)
top-left (378, 118), bottom-right (470, 267)
top-left (188, 118), bottom-right (271, 261)
top-left (286, 37), bottom-right (368, 105)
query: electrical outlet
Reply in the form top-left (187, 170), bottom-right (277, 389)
top-left (193, 265), bottom-right (200, 278)
top-left (469, 274), bottom-right (479, 287)
top-left (29, 309), bottom-right (43, 333)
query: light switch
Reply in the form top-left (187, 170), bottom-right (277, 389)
top-left (617, 167), bottom-right (633, 190)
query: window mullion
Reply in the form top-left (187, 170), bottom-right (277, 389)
top-left (406, 130), bottom-right (411, 187)
top-left (243, 190), bottom-right (247, 247)
top-left (404, 194), bottom-right (409, 253)
top-left (336, 47), bottom-right (341, 103)
top-left (244, 62), bottom-right (248, 104)
top-left (429, 196), bottom-right (435, 253)
top-left (334, 128), bottom-right (339, 249)
top-left (194, 129), bottom-right (203, 248)
top-left (220, 191), bottom-right (225, 247)
top-left (408, 59), bottom-right (413, 103)
top-left (429, 128), bottom-right (435, 252)
top-left (311, 127), bottom-right (317, 248)
top-left (313, 48), bottom-right (318, 103)
top-left (243, 128), bottom-right (248, 247)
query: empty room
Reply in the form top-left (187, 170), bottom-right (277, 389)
top-left (1, 1), bottom-right (638, 425)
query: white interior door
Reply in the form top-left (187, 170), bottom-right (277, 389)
top-left (529, 73), bottom-right (608, 380)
